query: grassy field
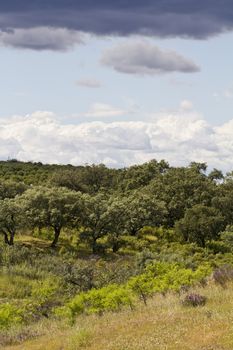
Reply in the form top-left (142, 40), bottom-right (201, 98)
top-left (2, 282), bottom-right (233, 350)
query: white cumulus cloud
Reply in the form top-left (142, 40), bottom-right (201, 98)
top-left (0, 108), bottom-right (233, 171)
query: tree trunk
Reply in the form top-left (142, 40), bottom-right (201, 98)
top-left (112, 241), bottom-right (120, 253)
top-left (51, 227), bottom-right (61, 248)
top-left (9, 232), bottom-right (15, 246)
top-left (199, 236), bottom-right (206, 248)
top-left (92, 238), bottom-right (98, 254)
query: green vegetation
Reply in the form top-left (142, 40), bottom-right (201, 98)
top-left (1, 159), bottom-right (233, 348)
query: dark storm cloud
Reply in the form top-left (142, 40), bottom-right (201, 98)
top-left (0, 0), bottom-right (233, 38)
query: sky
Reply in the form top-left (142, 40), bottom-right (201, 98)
top-left (0, 0), bottom-right (233, 170)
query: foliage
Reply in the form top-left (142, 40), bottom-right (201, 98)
top-left (220, 226), bottom-right (233, 250)
top-left (78, 192), bottom-right (111, 253)
top-left (21, 186), bottom-right (81, 247)
top-left (175, 205), bottom-right (224, 247)
top-left (64, 284), bottom-right (135, 320)
top-left (0, 180), bottom-right (27, 200)
top-left (0, 198), bottom-right (25, 245)
top-left (3, 158), bottom-right (233, 336)
top-left (123, 191), bottom-right (167, 235)
top-left (0, 304), bottom-right (23, 329)
top-left (147, 164), bottom-right (217, 226)
top-left (60, 262), bottom-right (212, 319)
top-left (128, 262), bottom-right (211, 304)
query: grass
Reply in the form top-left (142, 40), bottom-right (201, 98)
top-left (2, 282), bottom-right (233, 350)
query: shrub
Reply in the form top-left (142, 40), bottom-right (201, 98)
top-left (139, 226), bottom-right (177, 242)
top-left (206, 241), bottom-right (230, 254)
top-left (127, 273), bottom-right (154, 305)
top-left (212, 265), bottom-right (233, 287)
top-left (135, 249), bottom-right (156, 270)
top-left (0, 304), bottom-right (23, 329)
top-left (68, 284), bottom-right (135, 318)
top-left (122, 236), bottom-right (149, 252)
top-left (57, 262), bottom-right (212, 321)
top-left (220, 226), bottom-right (233, 250)
top-left (182, 293), bottom-right (207, 307)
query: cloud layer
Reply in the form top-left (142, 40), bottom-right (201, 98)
top-left (0, 27), bottom-right (83, 51)
top-left (0, 0), bottom-right (233, 41)
top-left (101, 40), bottom-right (200, 75)
top-left (1, 109), bottom-right (233, 171)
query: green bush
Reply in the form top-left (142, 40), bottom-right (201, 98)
top-left (0, 304), bottom-right (23, 329)
top-left (206, 241), bottom-right (230, 254)
top-left (122, 236), bottom-right (150, 252)
top-left (68, 284), bottom-right (135, 319)
top-left (60, 262), bottom-right (212, 320)
top-left (127, 262), bottom-right (211, 303)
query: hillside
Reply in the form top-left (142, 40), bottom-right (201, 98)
top-left (1, 0), bottom-right (233, 348)
top-left (3, 281), bottom-right (233, 350)
top-left (1, 159), bottom-right (233, 349)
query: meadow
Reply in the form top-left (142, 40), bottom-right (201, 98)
top-left (1, 159), bottom-right (233, 349)
top-left (2, 275), bottom-right (233, 350)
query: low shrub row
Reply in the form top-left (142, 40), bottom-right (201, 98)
top-left (57, 262), bottom-right (212, 321)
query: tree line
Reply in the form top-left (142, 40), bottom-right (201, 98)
top-left (0, 159), bottom-right (233, 250)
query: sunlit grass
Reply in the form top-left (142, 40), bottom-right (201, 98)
top-left (3, 282), bottom-right (233, 350)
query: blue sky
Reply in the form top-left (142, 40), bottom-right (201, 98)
top-left (1, 33), bottom-right (233, 124)
top-left (0, 1), bottom-right (233, 169)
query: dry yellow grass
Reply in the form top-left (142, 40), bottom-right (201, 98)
top-left (3, 282), bottom-right (233, 350)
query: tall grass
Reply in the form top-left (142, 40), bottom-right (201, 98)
top-left (2, 282), bottom-right (233, 350)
